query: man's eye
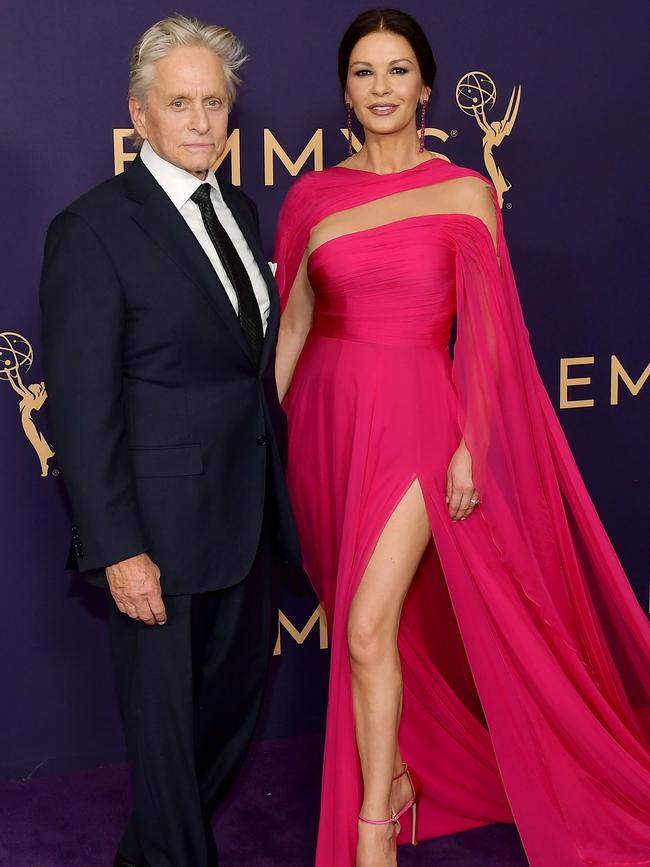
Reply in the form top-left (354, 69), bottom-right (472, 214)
top-left (207, 99), bottom-right (221, 109)
top-left (172, 100), bottom-right (185, 109)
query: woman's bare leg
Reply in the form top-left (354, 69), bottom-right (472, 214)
top-left (348, 481), bottom-right (431, 867)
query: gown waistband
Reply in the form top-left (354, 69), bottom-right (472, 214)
top-left (311, 310), bottom-right (452, 350)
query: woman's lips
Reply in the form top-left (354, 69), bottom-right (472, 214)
top-left (367, 104), bottom-right (398, 116)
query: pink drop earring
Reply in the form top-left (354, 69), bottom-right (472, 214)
top-left (419, 100), bottom-right (428, 153)
top-left (346, 102), bottom-right (353, 156)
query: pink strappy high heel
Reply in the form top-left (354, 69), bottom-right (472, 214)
top-left (391, 763), bottom-right (422, 846)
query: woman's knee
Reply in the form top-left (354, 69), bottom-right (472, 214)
top-left (347, 611), bottom-right (395, 669)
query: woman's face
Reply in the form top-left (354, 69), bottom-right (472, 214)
top-left (345, 31), bottom-right (430, 139)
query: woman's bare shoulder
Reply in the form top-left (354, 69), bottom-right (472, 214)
top-left (445, 173), bottom-right (494, 206)
top-left (441, 174), bottom-right (499, 249)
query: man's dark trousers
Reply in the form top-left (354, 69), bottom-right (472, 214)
top-left (111, 514), bottom-right (273, 867)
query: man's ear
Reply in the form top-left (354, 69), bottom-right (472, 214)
top-left (129, 96), bottom-right (147, 141)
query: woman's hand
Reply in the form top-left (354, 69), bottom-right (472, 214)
top-left (446, 439), bottom-right (479, 522)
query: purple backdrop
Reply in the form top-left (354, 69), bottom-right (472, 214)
top-left (1, 0), bottom-right (648, 781)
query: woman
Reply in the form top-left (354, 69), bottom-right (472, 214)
top-left (274, 10), bottom-right (650, 867)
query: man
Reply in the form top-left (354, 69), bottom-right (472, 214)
top-left (40, 15), bottom-right (300, 867)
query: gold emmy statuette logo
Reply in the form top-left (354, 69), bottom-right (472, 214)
top-left (0, 332), bottom-right (55, 477)
top-left (456, 71), bottom-right (521, 207)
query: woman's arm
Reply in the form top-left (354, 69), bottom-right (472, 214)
top-left (465, 181), bottom-right (500, 261)
top-left (275, 251), bottom-right (315, 403)
top-left (446, 178), bottom-right (501, 521)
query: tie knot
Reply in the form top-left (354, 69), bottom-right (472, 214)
top-left (191, 183), bottom-right (212, 208)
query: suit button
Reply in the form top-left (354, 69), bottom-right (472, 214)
top-left (256, 435), bottom-right (267, 446)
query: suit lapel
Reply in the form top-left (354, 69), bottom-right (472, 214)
top-left (125, 157), bottom-right (255, 363)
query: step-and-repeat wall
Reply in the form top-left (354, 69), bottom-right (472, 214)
top-left (2, 0), bottom-right (648, 780)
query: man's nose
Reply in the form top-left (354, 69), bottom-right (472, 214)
top-left (189, 104), bottom-right (210, 133)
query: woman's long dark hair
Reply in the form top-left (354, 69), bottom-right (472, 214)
top-left (337, 9), bottom-right (437, 99)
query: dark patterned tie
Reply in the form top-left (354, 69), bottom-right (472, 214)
top-left (190, 183), bottom-right (264, 363)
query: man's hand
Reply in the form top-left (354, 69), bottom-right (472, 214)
top-left (105, 553), bottom-right (167, 625)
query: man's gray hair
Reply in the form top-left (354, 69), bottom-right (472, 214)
top-left (129, 14), bottom-right (247, 148)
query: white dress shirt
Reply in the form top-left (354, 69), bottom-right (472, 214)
top-left (140, 141), bottom-right (270, 333)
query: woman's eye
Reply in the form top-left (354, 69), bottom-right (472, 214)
top-left (392, 67), bottom-right (408, 74)
top-left (354, 69), bottom-right (371, 77)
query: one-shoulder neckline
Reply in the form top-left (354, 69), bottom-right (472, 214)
top-left (329, 156), bottom-right (449, 177)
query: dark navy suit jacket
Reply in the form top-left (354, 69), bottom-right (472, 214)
top-left (40, 155), bottom-right (300, 594)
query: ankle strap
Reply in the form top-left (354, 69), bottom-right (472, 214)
top-left (358, 815), bottom-right (398, 826)
top-left (392, 762), bottom-right (408, 782)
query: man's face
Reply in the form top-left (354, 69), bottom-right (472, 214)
top-left (130, 44), bottom-right (229, 178)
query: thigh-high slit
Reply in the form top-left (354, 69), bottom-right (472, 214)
top-left (284, 333), bottom-right (515, 865)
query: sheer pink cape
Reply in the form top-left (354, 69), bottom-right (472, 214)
top-left (274, 160), bottom-right (650, 866)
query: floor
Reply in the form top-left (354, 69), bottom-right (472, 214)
top-left (0, 734), bottom-right (528, 866)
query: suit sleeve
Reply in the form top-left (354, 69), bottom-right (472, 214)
top-left (40, 211), bottom-right (148, 571)
top-left (247, 195), bottom-right (260, 235)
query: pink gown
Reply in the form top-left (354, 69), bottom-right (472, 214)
top-left (273, 158), bottom-right (650, 867)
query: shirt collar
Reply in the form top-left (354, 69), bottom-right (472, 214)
top-left (140, 140), bottom-right (223, 211)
